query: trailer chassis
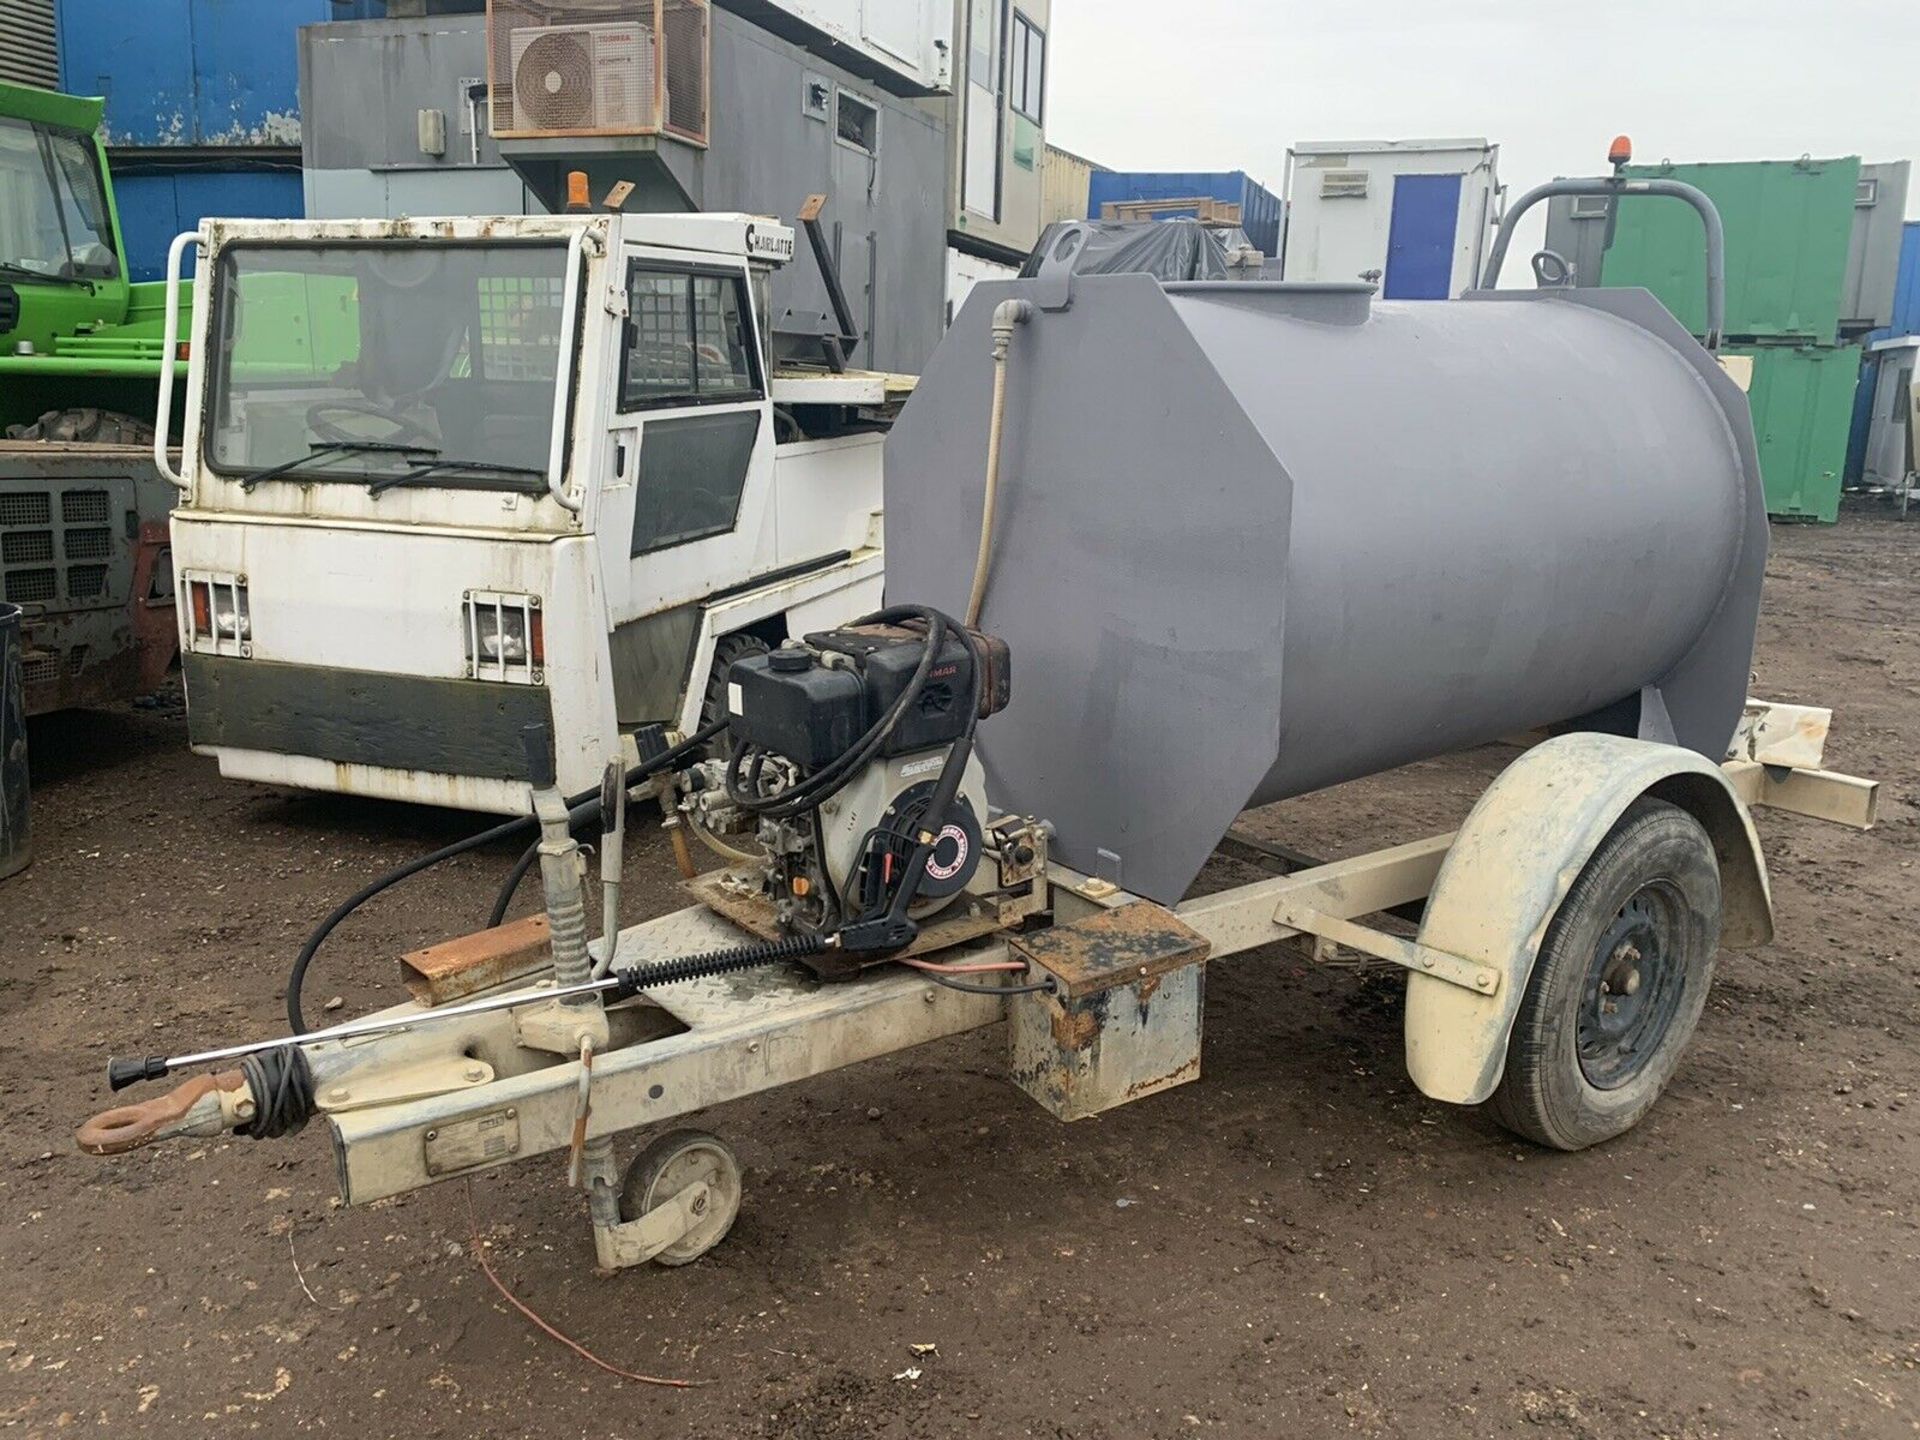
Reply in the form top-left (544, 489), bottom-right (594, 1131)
top-left (79, 703), bottom-right (1876, 1271)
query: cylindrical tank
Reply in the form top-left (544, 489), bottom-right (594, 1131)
top-left (883, 269), bottom-right (1767, 904)
top-left (1, 603), bottom-right (30, 881)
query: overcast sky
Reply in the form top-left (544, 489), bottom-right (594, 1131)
top-left (1047, 0), bottom-right (1920, 255)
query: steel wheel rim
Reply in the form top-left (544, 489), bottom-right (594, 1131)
top-left (1576, 880), bottom-right (1688, 1090)
top-left (645, 1142), bottom-right (740, 1259)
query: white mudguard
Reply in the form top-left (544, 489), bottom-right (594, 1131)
top-left (1406, 732), bottom-right (1772, 1106)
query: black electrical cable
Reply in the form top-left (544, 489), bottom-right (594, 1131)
top-left (285, 810), bottom-right (528, 1034)
top-left (285, 717), bottom-right (728, 1033)
top-left (916, 970), bottom-right (1056, 997)
top-left (488, 839), bottom-right (543, 929)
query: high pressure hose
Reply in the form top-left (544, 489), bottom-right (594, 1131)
top-left (107, 614), bottom-right (1037, 1111)
top-left (965, 299), bottom-right (1033, 628)
top-left (285, 717), bottom-right (727, 1033)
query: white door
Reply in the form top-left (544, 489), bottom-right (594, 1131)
top-left (599, 248), bottom-right (777, 624)
top-left (961, 0), bottom-right (1003, 220)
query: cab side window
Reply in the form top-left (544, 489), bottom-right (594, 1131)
top-left (621, 263), bottom-right (762, 410)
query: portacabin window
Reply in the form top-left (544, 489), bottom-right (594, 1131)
top-left (1009, 12), bottom-right (1045, 125)
top-left (620, 261), bottom-right (763, 411)
top-left (836, 89), bottom-right (879, 154)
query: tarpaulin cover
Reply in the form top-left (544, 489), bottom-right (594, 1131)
top-left (1018, 220), bottom-right (1253, 283)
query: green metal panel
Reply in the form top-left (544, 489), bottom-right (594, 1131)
top-left (0, 80), bottom-right (195, 429)
top-left (1600, 158), bottom-right (1861, 340)
top-left (1730, 343), bottom-right (1859, 523)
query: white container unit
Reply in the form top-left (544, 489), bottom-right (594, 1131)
top-left (1863, 335), bottom-right (1919, 491)
top-left (1283, 139), bottom-right (1500, 298)
top-left (944, 246), bottom-right (1018, 325)
top-left (753, 0), bottom-right (955, 93)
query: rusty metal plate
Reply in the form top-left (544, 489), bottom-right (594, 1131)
top-left (422, 1108), bottom-right (521, 1178)
top-left (1010, 902), bottom-right (1211, 1002)
top-left (403, 914), bottom-right (551, 1005)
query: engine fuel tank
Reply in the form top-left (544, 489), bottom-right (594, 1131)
top-left (883, 258), bottom-right (1767, 904)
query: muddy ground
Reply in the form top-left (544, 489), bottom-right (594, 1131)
top-left (1, 513), bottom-right (1916, 1438)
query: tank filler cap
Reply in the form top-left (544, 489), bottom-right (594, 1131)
top-left (769, 644), bottom-right (814, 673)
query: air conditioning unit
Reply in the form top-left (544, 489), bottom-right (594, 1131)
top-left (509, 21), bottom-right (657, 134)
top-left (1319, 169), bottom-right (1369, 200)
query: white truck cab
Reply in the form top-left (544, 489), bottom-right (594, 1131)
top-left (159, 210), bottom-right (894, 811)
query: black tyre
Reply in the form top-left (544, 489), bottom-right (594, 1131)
top-left (5, 408), bottom-right (154, 444)
top-left (702, 632), bottom-right (769, 756)
top-left (1487, 797), bottom-right (1721, 1151)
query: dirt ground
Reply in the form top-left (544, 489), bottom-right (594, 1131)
top-left (1, 511), bottom-right (1915, 1439)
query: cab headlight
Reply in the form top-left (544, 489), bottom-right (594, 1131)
top-left (475, 608), bottom-right (527, 662)
top-left (463, 592), bottom-right (544, 680)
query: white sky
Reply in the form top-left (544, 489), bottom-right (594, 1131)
top-left (1046, 0), bottom-right (1920, 258)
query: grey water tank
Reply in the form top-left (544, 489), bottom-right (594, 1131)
top-left (883, 262), bottom-right (1768, 904)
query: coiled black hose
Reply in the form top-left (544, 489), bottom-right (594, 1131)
top-left (284, 718), bottom-right (728, 1033)
top-left (240, 1046), bottom-right (315, 1140)
top-left (245, 936), bottom-right (824, 1144)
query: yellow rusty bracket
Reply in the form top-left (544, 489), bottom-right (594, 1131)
top-left (1271, 902), bottom-right (1500, 997)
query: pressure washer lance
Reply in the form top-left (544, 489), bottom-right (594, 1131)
top-left (105, 931), bottom-right (837, 1094)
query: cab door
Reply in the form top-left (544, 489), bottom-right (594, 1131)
top-left (598, 248), bottom-right (776, 628)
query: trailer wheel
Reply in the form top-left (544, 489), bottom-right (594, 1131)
top-left (702, 634), bottom-right (769, 756)
top-left (619, 1129), bottom-right (743, 1266)
top-left (1488, 798), bottom-right (1721, 1151)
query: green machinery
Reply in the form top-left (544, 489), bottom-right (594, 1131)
top-left (1553, 154), bottom-right (1864, 523)
top-left (0, 81), bottom-right (190, 433)
top-left (0, 80), bottom-right (190, 713)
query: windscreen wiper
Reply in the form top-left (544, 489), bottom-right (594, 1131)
top-left (239, 440), bottom-right (440, 492)
top-left (365, 458), bottom-right (546, 497)
top-left (0, 261), bottom-right (90, 289)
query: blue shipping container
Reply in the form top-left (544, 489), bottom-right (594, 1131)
top-left (1843, 350), bottom-right (1878, 485)
top-left (1085, 170), bottom-right (1284, 258)
top-left (112, 169), bottom-right (304, 282)
top-left (56, 0), bottom-right (335, 148)
top-left (1890, 221), bottom-right (1920, 339)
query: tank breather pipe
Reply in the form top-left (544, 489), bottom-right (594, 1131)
top-left (966, 298), bottom-right (1033, 628)
top-left (1481, 173), bottom-right (1727, 351)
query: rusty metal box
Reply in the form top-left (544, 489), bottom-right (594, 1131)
top-left (1007, 902), bottom-right (1210, 1121)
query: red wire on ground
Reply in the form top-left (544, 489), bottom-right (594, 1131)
top-left (463, 1180), bottom-right (702, 1389)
